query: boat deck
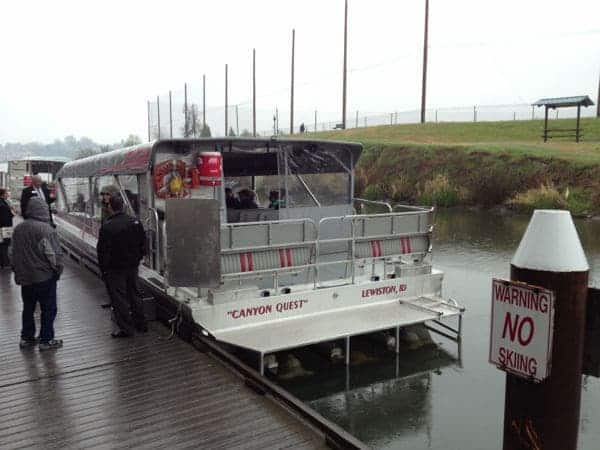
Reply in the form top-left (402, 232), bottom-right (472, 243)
top-left (0, 262), bottom-right (327, 449)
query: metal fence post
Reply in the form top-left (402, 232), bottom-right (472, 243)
top-left (184, 83), bottom-right (189, 137)
top-left (203, 74), bottom-right (206, 129)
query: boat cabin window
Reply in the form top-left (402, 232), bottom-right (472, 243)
top-left (62, 177), bottom-right (92, 216)
top-left (117, 175), bottom-right (140, 216)
top-left (151, 141), bottom-right (353, 224)
top-left (92, 176), bottom-right (115, 220)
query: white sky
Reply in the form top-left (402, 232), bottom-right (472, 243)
top-left (0, 0), bottom-right (598, 143)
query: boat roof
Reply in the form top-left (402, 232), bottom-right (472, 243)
top-left (10, 155), bottom-right (71, 163)
top-left (57, 138), bottom-right (363, 178)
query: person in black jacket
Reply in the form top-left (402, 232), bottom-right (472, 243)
top-left (20, 175), bottom-right (55, 219)
top-left (0, 188), bottom-right (15, 268)
top-left (96, 195), bottom-right (147, 337)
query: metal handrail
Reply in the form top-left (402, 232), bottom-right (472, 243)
top-left (353, 197), bottom-right (393, 212)
top-left (393, 203), bottom-right (436, 213)
top-left (221, 217), bottom-right (318, 250)
top-left (148, 207), bottom-right (160, 272)
top-left (161, 220), bottom-right (168, 288)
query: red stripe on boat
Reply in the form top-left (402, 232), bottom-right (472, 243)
top-left (279, 249), bottom-right (286, 268)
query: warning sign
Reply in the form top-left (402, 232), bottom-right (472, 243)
top-left (489, 278), bottom-right (555, 382)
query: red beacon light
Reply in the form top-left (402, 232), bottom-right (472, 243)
top-left (197, 152), bottom-right (222, 186)
top-left (23, 175), bottom-right (32, 187)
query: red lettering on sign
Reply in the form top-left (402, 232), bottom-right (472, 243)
top-left (502, 312), bottom-right (535, 346)
top-left (499, 346), bottom-right (538, 376)
top-left (494, 282), bottom-right (549, 313)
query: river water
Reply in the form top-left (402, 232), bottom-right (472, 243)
top-left (282, 209), bottom-right (600, 450)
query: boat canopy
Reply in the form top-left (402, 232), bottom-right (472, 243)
top-left (57, 138), bottom-right (363, 179)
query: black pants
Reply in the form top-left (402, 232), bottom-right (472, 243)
top-left (104, 268), bottom-right (146, 335)
top-left (0, 239), bottom-right (10, 267)
top-left (21, 277), bottom-right (57, 343)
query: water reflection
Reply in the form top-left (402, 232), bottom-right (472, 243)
top-left (282, 342), bottom-right (460, 448)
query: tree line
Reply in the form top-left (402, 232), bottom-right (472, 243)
top-left (0, 134), bottom-right (144, 161)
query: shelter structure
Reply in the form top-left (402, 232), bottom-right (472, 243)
top-left (533, 96), bottom-right (594, 143)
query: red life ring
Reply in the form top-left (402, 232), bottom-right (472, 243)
top-left (153, 160), bottom-right (190, 199)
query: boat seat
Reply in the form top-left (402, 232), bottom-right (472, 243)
top-left (221, 245), bottom-right (313, 275)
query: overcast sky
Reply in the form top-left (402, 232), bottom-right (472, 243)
top-left (0, 0), bottom-right (598, 143)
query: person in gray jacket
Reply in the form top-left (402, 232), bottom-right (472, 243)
top-left (12, 197), bottom-right (64, 350)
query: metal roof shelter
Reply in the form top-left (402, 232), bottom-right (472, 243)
top-left (533, 96), bottom-right (595, 143)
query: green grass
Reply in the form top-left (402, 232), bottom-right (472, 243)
top-left (312, 118), bottom-right (600, 165)
top-left (310, 118), bottom-right (600, 215)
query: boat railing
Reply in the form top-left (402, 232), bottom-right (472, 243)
top-left (219, 205), bottom-right (434, 290)
top-left (146, 207), bottom-right (161, 272)
top-left (353, 197), bottom-right (393, 213)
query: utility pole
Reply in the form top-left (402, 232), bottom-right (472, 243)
top-left (342, 0), bottom-right (348, 129)
top-left (290, 29), bottom-right (295, 134)
top-left (225, 64), bottom-right (228, 136)
top-left (253, 48), bottom-right (257, 136)
top-left (314, 110), bottom-right (317, 132)
top-left (203, 74), bottom-right (206, 129)
top-left (235, 104), bottom-right (239, 136)
top-left (420, 0), bottom-right (429, 124)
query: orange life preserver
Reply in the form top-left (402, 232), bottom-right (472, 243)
top-left (153, 160), bottom-right (191, 199)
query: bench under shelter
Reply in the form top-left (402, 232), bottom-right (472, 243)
top-left (532, 95), bottom-right (594, 143)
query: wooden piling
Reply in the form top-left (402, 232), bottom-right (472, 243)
top-left (504, 210), bottom-right (589, 450)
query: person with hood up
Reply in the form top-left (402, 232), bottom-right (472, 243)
top-left (99, 184), bottom-right (121, 223)
top-left (11, 197), bottom-right (64, 350)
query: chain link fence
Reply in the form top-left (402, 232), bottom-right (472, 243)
top-left (148, 86), bottom-right (598, 140)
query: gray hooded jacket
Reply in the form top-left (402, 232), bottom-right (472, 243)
top-left (12, 197), bottom-right (63, 286)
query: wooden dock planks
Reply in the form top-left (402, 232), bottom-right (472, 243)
top-left (0, 263), bottom-right (326, 449)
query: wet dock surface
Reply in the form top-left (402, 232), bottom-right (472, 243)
top-left (0, 262), bottom-right (326, 449)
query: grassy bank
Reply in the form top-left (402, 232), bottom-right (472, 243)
top-left (313, 118), bottom-right (600, 215)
